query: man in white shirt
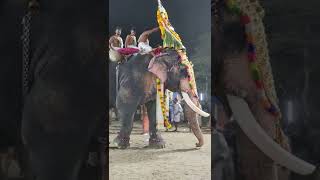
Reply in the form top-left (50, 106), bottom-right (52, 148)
top-left (138, 27), bottom-right (159, 54)
top-left (173, 98), bottom-right (183, 131)
top-left (108, 26), bottom-right (124, 62)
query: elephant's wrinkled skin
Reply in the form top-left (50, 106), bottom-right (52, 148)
top-left (0, 0), bottom-right (23, 148)
top-left (109, 50), bottom-right (204, 148)
top-left (16, 1), bottom-right (108, 180)
top-left (0, 0), bottom-right (32, 178)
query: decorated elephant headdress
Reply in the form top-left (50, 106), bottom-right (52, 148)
top-left (157, 0), bottom-right (185, 50)
top-left (150, 0), bottom-right (210, 127)
top-left (214, 0), bottom-right (317, 175)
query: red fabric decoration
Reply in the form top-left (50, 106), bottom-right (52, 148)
top-left (117, 48), bottom-right (140, 55)
top-left (153, 47), bottom-right (162, 56)
top-left (247, 52), bottom-right (256, 62)
top-left (255, 80), bottom-right (263, 89)
top-left (240, 15), bottom-right (251, 25)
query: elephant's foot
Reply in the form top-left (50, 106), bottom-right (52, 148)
top-left (148, 134), bottom-right (166, 148)
top-left (196, 140), bottom-right (204, 147)
top-left (112, 134), bottom-right (130, 149)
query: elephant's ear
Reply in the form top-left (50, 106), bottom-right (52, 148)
top-left (148, 57), bottom-right (167, 83)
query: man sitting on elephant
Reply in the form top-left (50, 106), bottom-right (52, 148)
top-left (109, 26), bottom-right (125, 62)
top-left (109, 26), bottom-right (124, 50)
top-left (138, 27), bottom-right (159, 54)
top-left (125, 27), bottom-right (138, 49)
top-left (109, 27), bottom-right (159, 62)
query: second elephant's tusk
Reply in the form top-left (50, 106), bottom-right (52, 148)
top-left (227, 95), bottom-right (316, 175)
top-left (181, 92), bottom-right (210, 117)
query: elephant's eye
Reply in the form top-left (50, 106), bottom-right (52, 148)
top-left (179, 68), bottom-right (188, 78)
top-left (176, 55), bottom-right (181, 61)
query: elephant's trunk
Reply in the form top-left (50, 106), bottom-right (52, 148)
top-left (180, 79), bottom-right (205, 147)
top-left (183, 92), bottom-right (204, 147)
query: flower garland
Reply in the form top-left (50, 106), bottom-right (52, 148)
top-left (226, 0), bottom-right (279, 118)
top-left (177, 50), bottom-right (198, 98)
top-left (225, 0), bottom-right (284, 145)
top-left (157, 0), bottom-right (185, 50)
top-left (155, 0), bottom-right (200, 128)
top-left (156, 78), bottom-right (172, 129)
top-left (156, 0), bottom-right (197, 97)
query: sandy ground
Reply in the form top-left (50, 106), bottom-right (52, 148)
top-left (109, 120), bottom-right (211, 180)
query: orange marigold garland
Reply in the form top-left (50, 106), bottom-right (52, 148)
top-left (155, 0), bottom-right (200, 129)
top-left (156, 0), bottom-right (199, 98)
top-left (156, 78), bottom-right (172, 128)
top-left (177, 50), bottom-right (198, 98)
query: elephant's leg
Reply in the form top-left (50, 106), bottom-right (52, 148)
top-left (21, 93), bottom-right (92, 180)
top-left (22, 120), bottom-right (87, 180)
top-left (113, 87), bottom-right (140, 149)
top-left (16, 133), bottom-right (35, 180)
top-left (145, 100), bottom-right (165, 148)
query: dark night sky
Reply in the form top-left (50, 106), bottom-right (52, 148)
top-left (109, 0), bottom-right (210, 54)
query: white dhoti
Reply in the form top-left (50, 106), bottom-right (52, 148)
top-left (138, 42), bottom-right (153, 54)
top-left (173, 103), bottom-right (183, 123)
top-left (127, 45), bottom-right (139, 49)
top-left (109, 48), bottom-right (121, 62)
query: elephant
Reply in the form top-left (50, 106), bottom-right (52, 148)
top-left (2, 0), bottom-right (108, 180)
top-left (109, 49), bottom-right (209, 149)
top-left (212, 0), bottom-right (318, 180)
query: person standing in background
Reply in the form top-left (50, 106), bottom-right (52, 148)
top-left (173, 98), bottom-right (183, 131)
top-left (167, 95), bottom-right (174, 132)
top-left (125, 27), bottom-right (138, 48)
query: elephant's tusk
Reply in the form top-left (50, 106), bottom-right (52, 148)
top-left (227, 95), bottom-right (316, 175)
top-left (181, 92), bottom-right (210, 117)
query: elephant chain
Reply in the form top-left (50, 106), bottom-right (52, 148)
top-left (21, 11), bottom-right (32, 99)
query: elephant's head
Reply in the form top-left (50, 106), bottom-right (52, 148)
top-left (148, 48), bottom-right (209, 147)
top-left (212, 0), bottom-right (318, 176)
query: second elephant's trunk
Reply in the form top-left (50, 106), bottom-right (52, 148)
top-left (180, 78), bottom-right (205, 147)
top-left (183, 92), bottom-right (204, 147)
